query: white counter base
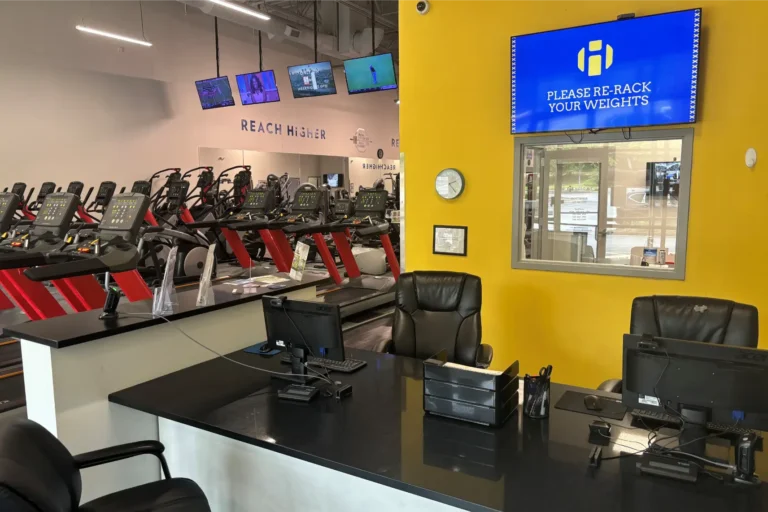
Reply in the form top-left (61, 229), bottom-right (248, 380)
top-left (21, 285), bottom-right (317, 503)
top-left (159, 417), bottom-right (460, 512)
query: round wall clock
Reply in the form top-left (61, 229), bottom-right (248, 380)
top-left (435, 168), bottom-right (465, 199)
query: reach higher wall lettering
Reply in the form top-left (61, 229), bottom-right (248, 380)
top-left (547, 81), bottom-right (652, 113)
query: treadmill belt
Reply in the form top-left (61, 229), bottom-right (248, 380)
top-left (0, 366), bottom-right (25, 414)
top-left (322, 287), bottom-right (380, 304)
top-left (0, 341), bottom-right (22, 369)
top-left (343, 316), bottom-right (393, 352)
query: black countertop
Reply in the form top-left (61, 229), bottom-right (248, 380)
top-left (109, 349), bottom-right (768, 512)
top-left (3, 271), bottom-right (330, 348)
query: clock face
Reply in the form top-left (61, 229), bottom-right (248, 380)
top-left (435, 168), bottom-right (465, 200)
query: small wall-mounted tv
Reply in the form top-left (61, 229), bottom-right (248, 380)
top-left (236, 71), bottom-right (280, 105)
top-left (322, 173), bottom-right (345, 188)
top-left (195, 76), bottom-right (236, 110)
top-left (287, 61), bottom-right (337, 98)
top-left (510, 9), bottom-right (702, 134)
top-left (343, 53), bottom-right (398, 95)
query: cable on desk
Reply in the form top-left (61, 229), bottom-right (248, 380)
top-left (120, 312), bottom-right (335, 386)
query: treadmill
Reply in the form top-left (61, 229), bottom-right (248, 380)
top-left (263, 186), bottom-right (397, 318)
top-left (24, 193), bottom-right (151, 282)
top-left (317, 188), bottom-right (398, 317)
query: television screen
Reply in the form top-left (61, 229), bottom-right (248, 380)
top-left (343, 53), bottom-right (398, 94)
top-left (322, 173), bottom-right (344, 188)
top-left (236, 70), bottom-right (280, 105)
top-left (195, 76), bottom-right (236, 110)
top-left (510, 9), bottom-right (701, 134)
top-left (287, 61), bottom-right (337, 98)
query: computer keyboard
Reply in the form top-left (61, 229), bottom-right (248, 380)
top-left (279, 354), bottom-right (367, 373)
top-left (631, 409), bottom-right (683, 427)
top-left (631, 409), bottom-right (756, 436)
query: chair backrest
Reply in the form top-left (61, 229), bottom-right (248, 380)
top-left (392, 271), bottom-right (482, 366)
top-left (0, 419), bottom-right (81, 512)
top-left (631, 295), bottom-right (758, 347)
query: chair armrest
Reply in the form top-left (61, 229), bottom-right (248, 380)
top-left (476, 344), bottom-right (493, 369)
top-left (597, 378), bottom-right (623, 394)
top-left (373, 338), bottom-right (393, 354)
top-left (73, 440), bottom-right (171, 479)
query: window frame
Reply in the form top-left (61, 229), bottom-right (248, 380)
top-left (511, 128), bottom-right (694, 280)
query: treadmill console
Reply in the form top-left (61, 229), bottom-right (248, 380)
top-left (99, 194), bottom-right (151, 243)
top-left (31, 193), bottom-right (79, 237)
top-left (355, 190), bottom-right (388, 215)
top-left (37, 182), bottom-right (57, 202)
top-left (11, 183), bottom-right (26, 199)
top-left (292, 189), bottom-right (321, 213)
top-left (131, 180), bottom-right (152, 196)
top-left (0, 193), bottom-right (19, 233)
top-left (334, 199), bottom-right (354, 217)
top-left (242, 189), bottom-right (274, 213)
top-left (66, 181), bottom-right (84, 197)
top-left (166, 180), bottom-right (190, 212)
top-left (95, 182), bottom-right (117, 207)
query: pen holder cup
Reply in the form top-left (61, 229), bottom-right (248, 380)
top-left (524, 375), bottom-right (550, 419)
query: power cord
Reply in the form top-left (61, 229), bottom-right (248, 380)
top-left (120, 312), bottom-right (335, 386)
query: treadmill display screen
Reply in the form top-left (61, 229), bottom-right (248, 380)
top-left (100, 196), bottom-right (148, 232)
top-left (293, 190), bottom-right (320, 211)
top-left (168, 182), bottom-right (189, 200)
top-left (131, 181), bottom-right (152, 196)
top-left (0, 194), bottom-right (17, 231)
top-left (34, 194), bottom-right (77, 228)
top-left (355, 190), bottom-right (388, 213)
top-left (243, 190), bottom-right (268, 210)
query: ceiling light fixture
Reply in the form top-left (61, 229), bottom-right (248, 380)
top-left (75, 25), bottom-right (153, 47)
top-left (209, 0), bottom-right (271, 21)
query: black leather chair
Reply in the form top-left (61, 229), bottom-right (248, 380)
top-left (376, 271), bottom-right (493, 368)
top-left (0, 419), bottom-right (211, 512)
top-left (598, 295), bottom-right (759, 393)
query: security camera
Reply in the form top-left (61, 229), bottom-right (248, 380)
top-left (416, 0), bottom-right (430, 15)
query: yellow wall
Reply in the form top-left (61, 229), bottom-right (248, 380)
top-left (399, 1), bottom-right (768, 387)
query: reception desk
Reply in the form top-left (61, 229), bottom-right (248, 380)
top-left (108, 348), bottom-right (768, 512)
top-left (2, 272), bottom-right (328, 502)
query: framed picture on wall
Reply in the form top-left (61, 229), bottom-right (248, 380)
top-left (433, 225), bottom-right (468, 256)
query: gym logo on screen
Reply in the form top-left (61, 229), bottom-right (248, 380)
top-left (577, 40), bottom-right (614, 76)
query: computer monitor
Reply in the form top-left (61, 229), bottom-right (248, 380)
top-left (622, 334), bottom-right (768, 432)
top-left (263, 296), bottom-right (345, 380)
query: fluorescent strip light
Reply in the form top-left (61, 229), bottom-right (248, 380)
top-left (209, 0), bottom-right (271, 21)
top-left (75, 25), bottom-right (153, 47)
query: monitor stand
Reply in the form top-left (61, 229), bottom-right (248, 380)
top-left (271, 345), bottom-right (318, 385)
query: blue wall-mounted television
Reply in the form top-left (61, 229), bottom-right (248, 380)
top-left (195, 76), bottom-right (236, 110)
top-left (510, 9), bottom-right (701, 134)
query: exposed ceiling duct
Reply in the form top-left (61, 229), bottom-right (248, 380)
top-left (178, 0), bottom-right (385, 61)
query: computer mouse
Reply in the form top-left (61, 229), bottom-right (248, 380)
top-left (258, 344), bottom-right (271, 353)
top-left (584, 394), bottom-right (603, 411)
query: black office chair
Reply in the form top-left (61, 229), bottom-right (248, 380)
top-left (376, 271), bottom-right (493, 368)
top-left (598, 295), bottom-right (759, 393)
top-left (0, 419), bottom-right (211, 512)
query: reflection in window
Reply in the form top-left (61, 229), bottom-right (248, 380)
top-left (520, 138), bottom-right (685, 272)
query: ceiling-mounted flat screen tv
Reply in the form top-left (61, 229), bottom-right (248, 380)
top-left (195, 76), bottom-right (236, 110)
top-left (287, 61), bottom-right (337, 98)
top-left (343, 53), bottom-right (398, 94)
top-left (510, 9), bottom-right (701, 134)
top-left (236, 70), bottom-right (280, 105)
